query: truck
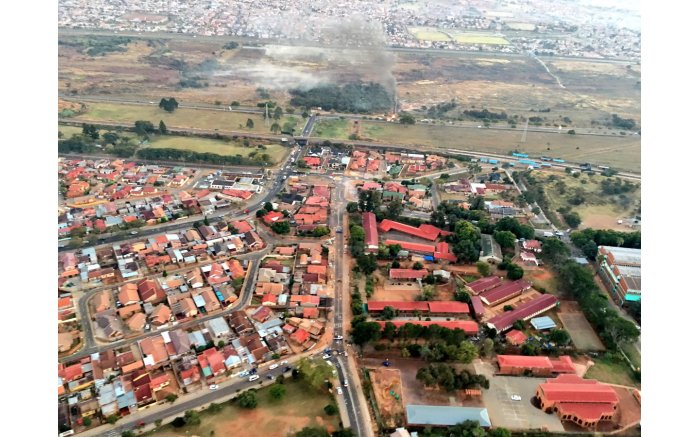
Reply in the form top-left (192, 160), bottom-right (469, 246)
top-left (487, 159), bottom-right (499, 164)
top-left (542, 231), bottom-right (554, 237)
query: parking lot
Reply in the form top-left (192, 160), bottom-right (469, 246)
top-left (474, 360), bottom-right (564, 432)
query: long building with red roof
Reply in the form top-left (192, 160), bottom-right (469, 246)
top-left (389, 268), bottom-right (429, 280)
top-left (384, 239), bottom-right (435, 254)
top-left (427, 301), bottom-right (471, 315)
top-left (535, 374), bottom-right (619, 428)
top-left (497, 355), bottom-right (576, 376)
top-left (466, 276), bottom-right (502, 295)
top-left (376, 320), bottom-right (478, 335)
top-left (377, 220), bottom-right (449, 241)
top-left (480, 279), bottom-right (532, 306)
top-left (486, 294), bottom-right (559, 333)
top-left (362, 212), bottom-right (378, 253)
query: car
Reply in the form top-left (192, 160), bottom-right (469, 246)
top-left (283, 366), bottom-right (292, 372)
top-left (344, 351), bottom-right (348, 357)
top-left (130, 231), bottom-right (138, 235)
top-left (248, 375), bottom-right (260, 382)
top-left (334, 335), bottom-right (343, 341)
top-left (337, 387), bottom-right (343, 395)
top-left (382, 360), bottom-right (391, 367)
top-left (266, 375), bottom-right (274, 380)
top-left (343, 380), bottom-right (348, 387)
top-left (209, 384), bottom-right (219, 390)
top-left (554, 231), bottom-right (564, 236)
top-left (511, 395), bottom-right (522, 401)
top-left (280, 360), bottom-right (288, 365)
top-left (237, 371), bottom-right (249, 378)
top-left (269, 364), bottom-right (279, 370)
top-left (249, 368), bottom-right (257, 374)
top-left (322, 354), bottom-right (332, 360)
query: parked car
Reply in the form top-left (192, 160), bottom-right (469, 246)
top-left (322, 354), bottom-right (332, 360)
top-left (248, 375), bottom-right (260, 382)
top-left (343, 380), bottom-right (348, 387)
top-left (334, 335), bottom-right (343, 341)
top-left (337, 386), bottom-right (343, 395)
top-left (280, 360), bottom-right (289, 365)
top-left (382, 360), bottom-right (391, 367)
top-left (511, 395), bottom-right (522, 401)
top-left (130, 231), bottom-right (138, 235)
top-left (269, 363), bottom-right (279, 370)
top-left (209, 384), bottom-right (219, 390)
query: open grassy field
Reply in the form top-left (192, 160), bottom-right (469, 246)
top-left (530, 170), bottom-right (641, 230)
top-left (449, 32), bottom-right (510, 45)
top-left (150, 379), bottom-right (340, 437)
top-left (70, 101), bottom-right (290, 134)
top-left (145, 136), bottom-right (288, 163)
top-left (319, 120), bottom-right (641, 172)
top-left (408, 27), bottom-right (452, 42)
top-left (313, 118), bottom-right (350, 139)
top-left (585, 357), bottom-right (640, 388)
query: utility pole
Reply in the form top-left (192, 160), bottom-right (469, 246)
top-left (520, 118), bottom-right (529, 143)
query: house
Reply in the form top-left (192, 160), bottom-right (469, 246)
top-left (126, 312), bottom-right (147, 331)
top-left (227, 259), bottom-right (246, 279)
top-left (179, 364), bottom-right (202, 387)
top-left (497, 355), bottom-right (576, 376)
top-left (479, 280), bottom-right (532, 306)
top-left (207, 317), bottom-right (232, 338)
top-left (303, 156), bottom-right (322, 167)
top-left (149, 304), bottom-right (172, 326)
top-left (262, 211), bottom-right (285, 225)
top-left (217, 283), bottom-right (239, 306)
top-left (94, 290), bottom-right (112, 313)
top-left (230, 220), bottom-right (253, 234)
top-left (171, 297), bottom-right (198, 318)
top-left (362, 212), bottom-right (378, 253)
top-left (470, 297), bottom-right (485, 320)
top-left (193, 288), bottom-right (221, 313)
top-left (251, 306), bottom-right (273, 323)
top-left (520, 251), bottom-right (540, 266)
top-left (137, 279), bottom-right (165, 303)
top-left (479, 234), bottom-right (503, 264)
top-left (95, 311), bottom-right (123, 339)
top-left (522, 240), bottom-right (542, 253)
top-left (531, 316), bottom-right (557, 331)
top-left (427, 301), bottom-right (471, 316)
top-left (256, 282), bottom-right (285, 295)
top-left (302, 307), bottom-right (320, 319)
top-left (289, 295), bottom-right (321, 307)
top-left (535, 374), bottom-right (619, 428)
top-left (384, 239), bottom-right (435, 255)
top-left (367, 301), bottom-right (429, 315)
top-left (230, 311), bottom-right (255, 336)
top-left (405, 405), bottom-right (491, 428)
top-left (289, 328), bottom-right (311, 345)
top-left (486, 294), bottom-right (559, 333)
top-left (505, 329), bottom-right (527, 346)
top-left (198, 348), bottom-right (226, 379)
top-left (139, 335), bottom-right (169, 369)
top-left (166, 329), bottom-right (192, 357)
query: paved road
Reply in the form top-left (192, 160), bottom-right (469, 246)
top-left (301, 114), bottom-right (317, 137)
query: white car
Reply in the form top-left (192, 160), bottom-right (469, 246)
top-left (269, 364), bottom-right (279, 370)
top-left (248, 375), bottom-right (260, 382)
top-left (343, 380), bottom-right (348, 387)
top-left (280, 360), bottom-right (289, 365)
top-left (322, 354), bottom-right (332, 360)
top-left (130, 231), bottom-right (138, 235)
top-left (337, 387), bottom-right (343, 395)
top-left (334, 335), bottom-right (343, 341)
top-left (511, 395), bottom-right (522, 401)
top-left (209, 384), bottom-right (219, 390)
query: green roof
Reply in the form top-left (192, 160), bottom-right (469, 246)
top-left (407, 184), bottom-right (427, 190)
top-left (382, 191), bottom-right (404, 199)
top-left (389, 165), bottom-right (402, 175)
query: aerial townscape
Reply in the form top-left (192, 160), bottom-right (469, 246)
top-left (56, 1), bottom-right (642, 437)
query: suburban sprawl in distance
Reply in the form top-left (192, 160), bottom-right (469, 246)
top-left (57, 1), bottom-right (641, 436)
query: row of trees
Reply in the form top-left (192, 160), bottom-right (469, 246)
top-left (416, 363), bottom-right (489, 391)
top-left (289, 82), bottom-right (393, 113)
top-left (422, 420), bottom-right (511, 437)
top-left (136, 147), bottom-right (271, 166)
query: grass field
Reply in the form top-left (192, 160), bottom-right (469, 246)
top-left (323, 121), bottom-right (641, 172)
top-left (530, 171), bottom-right (641, 230)
top-left (408, 27), bottom-right (452, 42)
top-left (449, 33), bottom-right (510, 45)
top-left (72, 101), bottom-right (294, 134)
top-left (313, 119), bottom-right (350, 139)
top-left (145, 136), bottom-right (288, 163)
top-left (150, 379), bottom-right (340, 437)
top-left (585, 357), bottom-right (639, 388)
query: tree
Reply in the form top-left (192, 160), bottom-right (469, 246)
top-left (324, 404), bottom-right (338, 415)
top-left (449, 220), bottom-right (482, 263)
top-left (350, 321), bottom-right (382, 351)
top-left (270, 221), bottom-right (290, 234)
top-left (102, 131), bottom-right (120, 144)
top-left (159, 97), bottom-right (179, 112)
top-left (494, 230), bottom-right (517, 249)
top-left (386, 198), bottom-right (404, 220)
top-left (121, 432), bottom-right (136, 437)
top-left (476, 261), bottom-right (491, 277)
top-left (82, 123), bottom-right (99, 139)
top-left (541, 237), bottom-right (571, 266)
top-left (256, 209), bottom-right (266, 218)
top-left (399, 112), bottom-right (416, 125)
top-left (391, 260), bottom-right (401, 268)
top-left (346, 201), bottom-right (359, 213)
top-left (134, 120), bottom-right (155, 136)
top-left (159, 120), bottom-right (167, 134)
top-left (567, 129), bottom-right (576, 135)
top-left (264, 202), bottom-right (274, 211)
top-left (456, 341), bottom-right (478, 363)
top-left (297, 358), bottom-right (334, 391)
top-left (413, 261), bottom-right (424, 270)
top-left (312, 226), bottom-right (331, 237)
top-left (506, 263), bottom-right (524, 280)
top-left (217, 340), bottom-right (225, 348)
top-left (165, 393), bottom-right (178, 403)
top-left (238, 390), bottom-right (258, 408)
top-left (270, 122), bottom-right (281, 134)
top-left (295, 427), bottom-right (330, 437)
top-left (246, 118), bottom-right (255, 129)
top-left (82, 417), bottom-right (92, 427)
top-left (269, 383), bottom-right (286, 401)
top-left (207, 402), bottom-right (223, 414)
top-left (273, 106), bottom-right (284, 120)
top-left (480, 338), bottom-right (494, 357)
top-left (381, 306), bottom-right (397, 320)
top-left (563, 211), bottom-right (582, 228)
top-left (549, 329), bottom-right (571, 345)
top-left (531, 206), bottom-right (541, 215)
top-left (356, 253), bottom-right (377, 275)
top-left (488, 428), bottom-right (512, 437)
top-left (106, 415), bottom-right (120, 424)
top-left (382, 321), bottom-right (397, 340)
top-left (184, 410), bottom-right (201, 426)
top-left (301, 110), bottom-right (309, 118)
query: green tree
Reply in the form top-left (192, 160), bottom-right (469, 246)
top-left (158, 120), bottom-right (167, 134)
top-left (238, 390), bottom-right (258, 409)
top-left (456, 341), bottom-right (478, 363)
top-left (106, 415), bottom-right (120, 424)
top-left (413, 261), bottom-right (424, 270)
top-left (207, 402), bottom-right (223, 414)
top-left (295, 427), bottom-right (330, 437)
top-left (297, 358), bottom-right (334, 392)
top-left (324, 404), bottom-right (338, 416)
top-left (165, 393), bottom-right (178, 403)
top-left (386, 198), bottom-right (404, 219)
top-left (494, 230), bottom-right (517, 249)
top-left (449, 221), bottom-right (482, 263)
top-left (82, 417), bottom-right (92, 427)
top-left (488, 428), bottom-right (512, 437)
top-left (399, 112), bottom-right (416, 125)
top-left (134, 120), bottom-right (155, 136)
top-left (246, 118), bottom-right (255, 129)
top-left (271, 221), bottom-right (290, 234)
top-left (102, 131), bottom-right (119, 144)
top-left (476, 261), bottom-right (491, 277)
top-left (346, 201), bottom-right (359, 213)
top-left (356, 253), bottom-right (378, 275)
top-left (121, 432), bottom-right (135, 437)
top-left (480, 338), bottom-right (494, 357)
top-left (184, 410), bottom-right (201, 426)
top-left (350, 321), bottom-right (382, 351)
top-left (381, 306), bottom-right (397, 320)
top-left (270, 122), bottom-right (281, 134)
top-left (563, 211), bottom-right (582, 228)
top-left (541, 237), bottom-right (571, 266)
top-left (273, 106), bottom-right (284, 120)
top-left (506, 263), bottom-right (524, 280)
top-left (549, 329), bottom-right (571, 345)
top-left (269, 384), bottom-right (286, 401)
top-left (264, 202), bottom-right (274, 211)
top-left (159, 97), bottom-right (179, 112)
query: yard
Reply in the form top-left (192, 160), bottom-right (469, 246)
top-left (530, 170), bottom-right (641, 231)
top-left (144, 136), bottom-right (288, 164)
top-left (71, 101), bottom-right (295, 135)
top-left (150, 379), bottom-right (340, 437)
top-left (408, 27), bottom-right (452, 42)
top-left (312, 118), bottom-right (350, 139)
top-left (557, 301), bottom-right (606, 351)
top-left (523, 267), bottom-right (558, 295)
top-left (584, 356), bottom-right (640, 388)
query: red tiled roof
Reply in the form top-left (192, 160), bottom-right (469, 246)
top-left (263, 211), bottom-right (284, 224)
top-left (498, 355), bottom-right (554, 370)
top-left (367, 301), bottom-right (429, 312)
top-left (384, 239), bottom-right (435, 254)
top-left (289, 328), bottom-right (310, 344)
top-left (428, 301), bottom-right (471, 314)
top-left (487, 294), bottom-right (559, 333)
top-left (505, 329), bottom-right (527, 345)
top-left (389, 268), bottom-right (429, 280)
top-left (467, 276), bottom-right (502, 295)
top-left (433, 241), bottom-right (457, 262)
top-left (378, 220), bottom-right (445, 241)
top-left (551, 356), bottom-right (577, 374)
top-left (303, 307), bottom-right (320, 318)
top-left (231, 220), bottom-right (253, 234)
top-left (262, 294), bottom-right (277, 304)
top-left (471, 297), bottom-right (485, 317)
top-left (480, 279), bottom-right (532, 306)
top-left (523, 240), bottom-right (542, 250)
top-left (539, 374), bottom-right (619, 404)
top-left (363, 212), bottom-right (378, 248)
top-left (377, 320), bottom-right (478, 334)
top-left (304, 156), bottom-right (321, 166)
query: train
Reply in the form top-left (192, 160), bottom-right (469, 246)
top-left (518, 159), bottom-right (538, 165)
top-left (488, 159), bottom-right (499, 164)
top-left (552, 158), bottom-right (566, 163)
top-left (541, 163), bottom-right (552, 168)
top-left (512, 152), bottom-right (529, 158)
top-left (540, 156), bottom-right (553, 161)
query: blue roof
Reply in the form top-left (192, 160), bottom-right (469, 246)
top-left (405, 405), bottom-right (491, 427)
top-left (116, 391), bottom-right (136, 409)
top-left (193, 295), bottom-right (206, 307)
top-left (530, 316), bottom-right (556, 330)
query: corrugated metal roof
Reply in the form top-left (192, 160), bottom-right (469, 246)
top-left (405, 405), bottom-right (491, 427)
top-left (530, 316), bottom-right (556, 330)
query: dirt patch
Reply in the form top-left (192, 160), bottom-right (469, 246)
top-left (369, 368), bottom-right (405, 428)
top-left (372, 283), bottom-right (421, 302)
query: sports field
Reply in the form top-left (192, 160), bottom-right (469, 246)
top-left (72, 101), bottom-right (293, 134)
top-left (408, 27), bottom-right (451, 42)
top-left (449, 33), bottom-right (510, 45)
top-left (145, 136), bottom-right (288, 163)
